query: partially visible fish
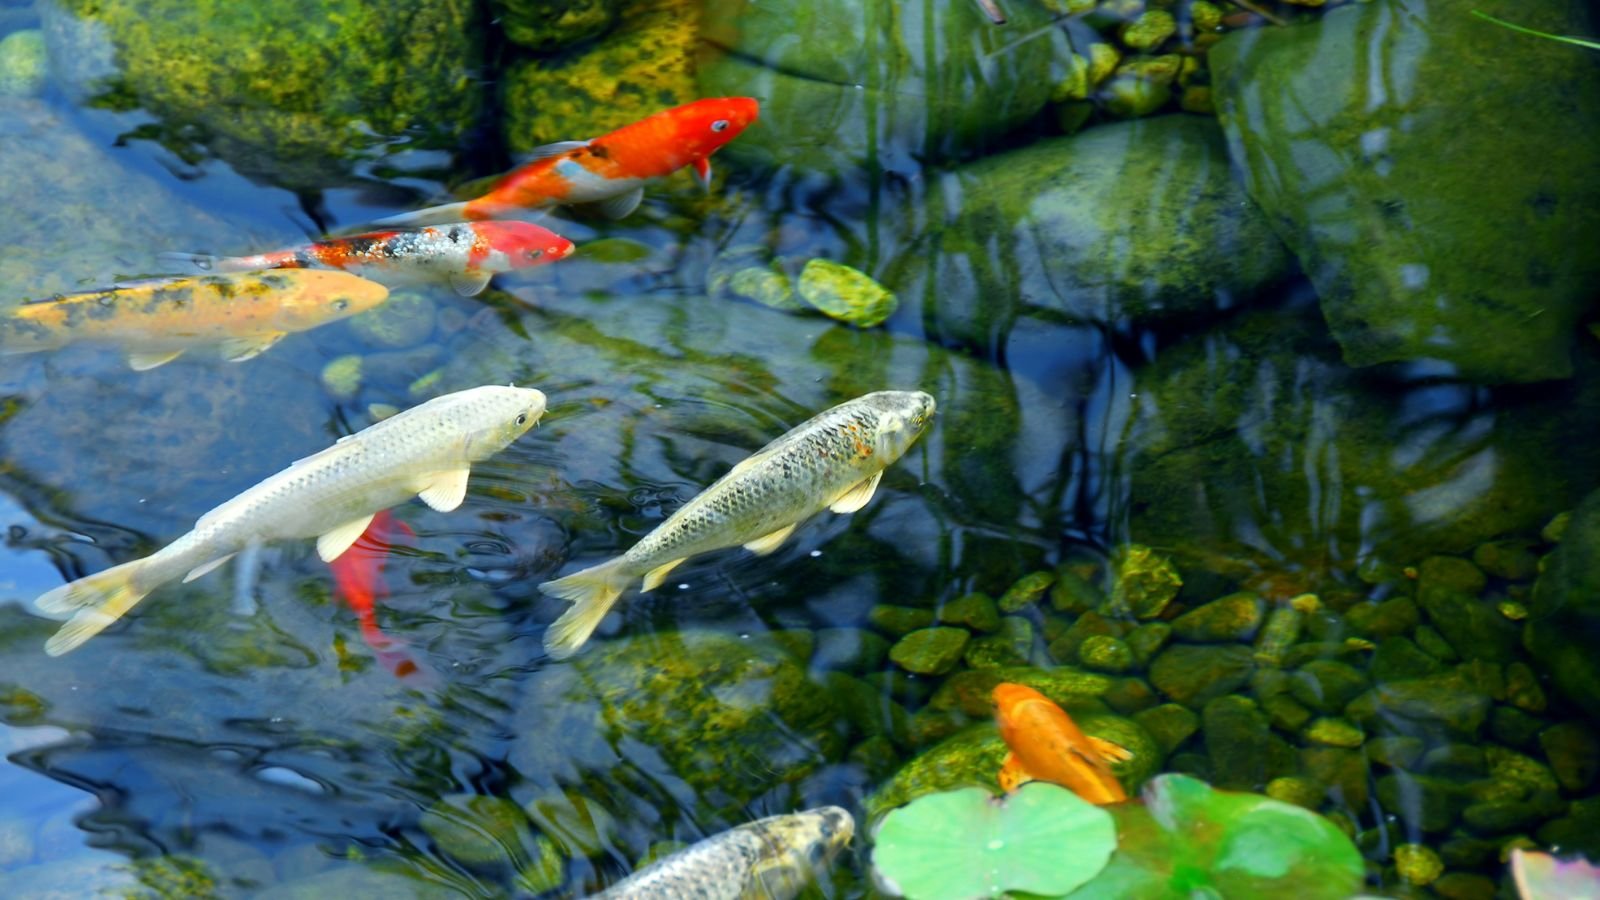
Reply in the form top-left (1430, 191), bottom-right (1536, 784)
top-left (540, 390), bottom-right (936, 659)
top-left (0, 270), bottom-right (388, 370)
top-left (379, 97), bottom-right (760, 226)
top-left (330, 510), bottom-right (426, 679)
top-left (993, 682), bottom-right (1132, 805)
top-left (593, 806), bottom-right (854, 900)
top-left (162, 221), bottom-right (576, 297)
top-left (34, 385), bottom-right (546, 656)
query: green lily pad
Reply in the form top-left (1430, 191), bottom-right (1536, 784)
top-left (1069, 774), bottom-right (1363, 899)
top-left (872, 783), bottom-right (1115, 900)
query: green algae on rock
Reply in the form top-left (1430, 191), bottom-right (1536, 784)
top-left (1526, 489), bottom-right (1600, 721)
top-left (490, 0), bottom-right (619, 50)
top-left (797, 259), bottom-right (898, 328)
top-left (506, 630), bottom-right (843, 818)
top-left (0, 29), bottom-right (46, 98)
top-left (1209, 0), bottom-right (1600, 383)
top-left (38, 0), bottom-right (483, 190)
top-left (890, 627), bottom-right (970, 676)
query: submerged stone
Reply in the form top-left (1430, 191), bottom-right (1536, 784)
top-left (491, 0), bottom-right (619, 50)
top-left (1526, 489), bottom-right (1600, 721)
top-left (1104, 544), bottom-right (1182, 620)
top-left (927, 666), bottom-right (1112, 717)
top-left (1170, 591), bottom-right (1265, 643)
top-left (0, 29), bottom-right (46, 98)
top-left (1209, 0), bottom-right (1600, 382)
top-left (420, 794), bottom-right (535, 867)
top-left (938, 592), bottom-right (1000, 633)
top-left (797, 259), bottom-right (899, 328)
top-left (1148, 644), bottom-right (1254, 708)
top-left (889, 626), bottom-right (970, 675)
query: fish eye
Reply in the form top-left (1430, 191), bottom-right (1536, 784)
top-left (528, 249), bottom-right (543, 259)
top-left (515, 413), bottom-right (528, 426)
top-left (711, 119), bottom-right (730, 132)
top-left (333, 298), bottom-right (349, 310)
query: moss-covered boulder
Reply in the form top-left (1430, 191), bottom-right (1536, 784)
top-left (37, 0), bottom-right (483, 190)
top-left (1526, 489), bottom-right (1600, 721)
top-left (697, 0), bottom-right (1071, 178)
top-left (0, 29), bottom-right (46, 98)
top-left (506, 630), bottom-right (844, 818)
top-left (491, 0), bottom-right (620, 50)
top-left (502, 0), bottom-right (697, 156)
top-left (1209, 0), bottom-right (1600, 383)
top-left (890, 116), bottom-right (1294, 347)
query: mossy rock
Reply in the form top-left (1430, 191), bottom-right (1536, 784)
top-left (0, 29), bottom-right (47, 98)
top-left (501, 0), bottom-right (698, 157)
top-left (1527, 489), bottom-right (1600, 721)
top-left (927, 665), bottom-right (1114, 717)
top-left (491, 0), bottom-right (620, 50)
top-left (38, 0), bottom-right (483, 190)
top-left (507, 630), bottom-right (845, 818)
top-left (1209, 0), bottom-right (1600, 383)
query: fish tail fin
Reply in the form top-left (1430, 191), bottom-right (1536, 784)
top-left (371, 201), bottom-right (472, 228)
top-left (539, 559), bottom-right (631, 660)
top-left (157, 251), bottom-right (226, 272)
top-left (36, 559), bottom-right (152, 656)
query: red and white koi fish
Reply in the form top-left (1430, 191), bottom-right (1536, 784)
top-left (163, 221), bottom-right (575, 297)
top-left (378, 97), bottom-right (760, 226)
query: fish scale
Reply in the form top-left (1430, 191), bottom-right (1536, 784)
top-left (539, 390), bottom-right (935, 659)
top-left (33, 385), bottom-right (546, 656)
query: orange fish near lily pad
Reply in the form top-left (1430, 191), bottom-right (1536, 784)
top-left (992, 682), bottom-right (1132, 805)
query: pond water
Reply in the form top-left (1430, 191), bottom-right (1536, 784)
top-left (1, 0), bottom-right (1598, 897)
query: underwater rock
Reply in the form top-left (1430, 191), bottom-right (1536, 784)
top-left (419, 794), bottom-right (536, 867)
top-left (1526, 489), bottom-right (1600, 721)
top-left (1539, 722), bottom-right (1599, 792)
top-left (1148, 644), bottom-right (1254, 708)
top-left (997, 571), bottom-right (1056, 614)
top-left (796, 260), bottom-right (898, 329)
top-left (1078, 635), bottom-right (1136, 674)
top-left (255, 863), bottom-right (461, 900)
top-left (501, 0), bottom-right (698, 156)
top-left (1131, 702), bottom-right (1198, 755)
top-left (938, 593), bottom-right (1000, 634)
top-left (927, 666), bottom-right (1112, 718)
top-left (507, 630), bottom-right (844, 818)
top-left (37, 0), bottom-right (483, 191)
top-left (889, 627), bottom-right (969, 675)
top-left (1416, 556), bottom-right (1518, 662)
top-left (1346, 670), bottom-right (1491, 738)
top-left (1104, 544), bottom-right (1182, 620)
top-left (1288, 659), bottom-right (1368, 714)
top-left (868, 605), bottom-right (935, 637)
top-left (490, 0), bottom-right (620, 50)
top-left (893, 116), bottom-right (1294, 347)
top-left (1209, 0), bottom-right (1600, 383)
top-left (963, 617), bottom-right (1034, 670)
top-left (1170, 591), bottom-right (1265, 643)
top-left (698, 0), bottom-right (1070, 178)
top-left (1202, 695), bottom-right (1295, 790)
top-left (0, 29), bottom-right (46, 97)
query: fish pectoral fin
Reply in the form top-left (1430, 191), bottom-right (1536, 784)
top-left (596, 187), bottom-right (645, 220)
top-left (998, 751), bottom-right (1033, 793)
top-left (828, 471), bottom-right (883, 514)
top-left (640, 558), bottom-right (686, 592)
top-left (751, 860), bottom-right (805, 899)
top-left (127, 349), bottom-right (184, 371)
top-left (416, 468), bottom-right (471, 512)
top-left (449, 271), bottom-right (493, 297)
top-left (317, 514), bottom-right (376, 563)
top-left (219, 332), bottom-right (285, 362)
top-left (691, 156), bottom-right (712, 190)
top-left (182, 553), bottom-right (237, 583)
top-left (743, 523), bottom-right (797, 557)
top-left (1086, 736), bottom-right (1134, 763)
top-left (523, 139), bottom-right (591, 160)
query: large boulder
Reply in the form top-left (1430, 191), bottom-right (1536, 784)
top-left (490, 0), bottom-right (621, 51)
top-left (506, 631), bottom-right (845, 818)
top-left (697, 0), bottom-right (1072, 178)
top-left (37, 0), bottom-right (484, 190)
top-left (889, 115), bottom-right (1295, 346)
top-left (1526, 490), bottom-right (1600, 720)
top-left (1209, 0), bottom-right (1600, 383)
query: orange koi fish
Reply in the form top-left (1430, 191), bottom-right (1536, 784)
top-left (379, 97), bottom-right (760, 226)
top-left (330, 510), bottom-right (423, 677)
top-left (163, 221), bottom-right (574, 297)
top-left (992, 682), bottom-right (1132, 805)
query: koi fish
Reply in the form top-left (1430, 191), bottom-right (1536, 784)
top-left (331, 510), bottom-right (425, 678)
top-left (992, 682), bottom-right (1132, 805)
top-left (379, 97), bottom-right (760, 226)
top-left (0, 270), bottom-right (388, 371)
top-left (162, 221), bottom-right (575, 298)
top-left (592, 807), bottom-right (854, 900)
top-left (540, 390), bottom-right (935, 659)
top-left (34, 385), bottom-right (545, 655)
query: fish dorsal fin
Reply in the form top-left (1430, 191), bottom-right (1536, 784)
top-left (524, 140), bottom-right (591, 160)
top-left (691, 156), bottom-right (712, 189)
top-left (640, 558), bottom-right (686, 592)
top-left (127, 349), bottom-right (184, 371)
top-left (317, 513), bottom-right (376, 562)
top-left (219, 332), bottom-right (285, 362)
top-left (449, 271), bottom-right (493, 297)
top-left (997, 751), bottom-right (1033, 793)
top-left (743, 523), bottom-right (797, 557)
top-left (596, 186), bottom-right (645, 220)
top-left (182, 553), bottom-right (237, 583)
top-left (1086, 736), bottom-right (1133, 763)
top-left (828, 471), bottom-right (882, 514)
top-left (416, 468), bottom-right (471, 512)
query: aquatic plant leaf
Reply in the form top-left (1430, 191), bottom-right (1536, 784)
top-left (1512, 848), bottom-right (1600, 900)
top-left (1471, 11), bottom-right (1600, 51)
top-left (872, 784), bottom-right (1115, 900)
top-left (1068, 774), bottom-right (1363, 899)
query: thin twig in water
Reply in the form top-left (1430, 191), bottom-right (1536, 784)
top-left (1227, 0), bottom-right (1287, 27)
top-left (1471, 10), bottom-right (1600, 50)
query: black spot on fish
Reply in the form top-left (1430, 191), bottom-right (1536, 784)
top-left (261, 274), bottom-right (291, 290)
top-left (587, 143), bottom-right (610, 160)
top-left (211, 279), bottom-right (236, 299)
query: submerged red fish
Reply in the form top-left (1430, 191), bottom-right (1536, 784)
top-left (993, 682), bottom-right (1132, 805)
top-left (381, 97), bottom-right (760, 225)
top-left (165, 221), bottom-right (575, 297)
top-left (330, 509), bottom-right (422, 676)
